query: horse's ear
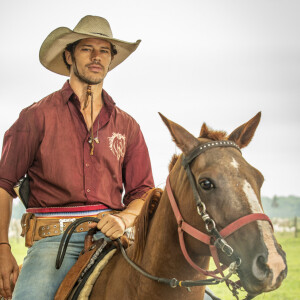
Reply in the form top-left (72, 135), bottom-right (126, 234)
top-left (228, 112), bottom-right (261, 149)
top-left (159, 113), bottom-right (200, 154)
top-left (199, 123), bottom-right (209, 138)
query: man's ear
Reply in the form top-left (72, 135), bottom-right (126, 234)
top-left (64, 50), bottom-right (72, 66)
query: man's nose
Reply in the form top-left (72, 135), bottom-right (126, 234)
top-left (91, 50), bottom-right (101, 61)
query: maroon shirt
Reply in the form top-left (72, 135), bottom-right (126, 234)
top-left (0, 82), bottom-right (154, 210)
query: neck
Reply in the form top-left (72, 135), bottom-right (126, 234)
top-left (140, 188), bottom-right (209, 279)
top-left (133, 189), bottom-right (209, 299)
top-left (69, 74), bottom-right (104, 109)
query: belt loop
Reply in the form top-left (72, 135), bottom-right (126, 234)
top-left (20, 213), bottom-right (36, 248)
top-left (20, 213), bottom-right (35, 237)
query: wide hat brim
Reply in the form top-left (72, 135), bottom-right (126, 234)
top-left (39, 16), bottom-right (141, 76)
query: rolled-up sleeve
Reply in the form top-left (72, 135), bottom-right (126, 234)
top-left (122, 128), bottom-right (154, 206)
top-left (0, 105), bottom-right (42, 197)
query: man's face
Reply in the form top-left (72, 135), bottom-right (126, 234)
top-left (66, 38), bottom-right (113, 85)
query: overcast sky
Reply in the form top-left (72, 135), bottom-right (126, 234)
top-left (0, 0), bottom-right (299, 197)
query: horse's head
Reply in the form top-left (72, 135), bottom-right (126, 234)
top-left (160, 112), bottom-right (287, 297)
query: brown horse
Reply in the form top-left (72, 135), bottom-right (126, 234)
top-left (88, 112), bottom-right (287, 300)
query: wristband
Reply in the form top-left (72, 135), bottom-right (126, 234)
top-left (0, 242), bottom-right (11, 248)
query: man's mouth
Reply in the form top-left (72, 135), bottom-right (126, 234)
top-left (87, 64), bottom-right (103, 72)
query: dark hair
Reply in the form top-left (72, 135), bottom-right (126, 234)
top-left (62, 40), bottom-right (118, 71)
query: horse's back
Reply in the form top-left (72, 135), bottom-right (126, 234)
top-left (89, 247), bottom-right (138, 300)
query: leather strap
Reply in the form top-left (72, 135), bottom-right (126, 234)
top-left (219, 213), bottom-right (272, 238)
top-left (35, 218), bottom-right (91, 240)
top-left (54, 237), bottom-right (106, 300)
top-left (167, 177), bottom-right (211, 245)
top-left (20, 210), bottom-right (115, 245)
top-left (35, 210), bottom-right (115, 240)
top-left (167, 177), bottom-right (211, 244)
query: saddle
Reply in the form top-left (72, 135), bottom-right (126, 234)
top-left (55, 229), bottom-right (129, 300)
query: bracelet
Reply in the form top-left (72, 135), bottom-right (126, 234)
top-left (0, 242), bottom-right (11, 248)
top-left (114, 214), bottom-right (127, 230)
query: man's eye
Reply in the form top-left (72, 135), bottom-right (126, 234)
top-left (82, 48), bottom-right (91, 51)
top-left (100, 49), bottom-right (109, 54)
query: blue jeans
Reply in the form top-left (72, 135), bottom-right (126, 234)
top-left (13, 231), bottom-right (106, 300)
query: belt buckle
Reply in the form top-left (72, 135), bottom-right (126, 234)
top-left (59, 218), bottom-right (76, 233)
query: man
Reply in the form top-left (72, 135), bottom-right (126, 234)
top-left (0, 15), bottom-right (154, 299)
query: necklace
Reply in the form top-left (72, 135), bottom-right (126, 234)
top-left (88, 116), bottom-right (100, 144)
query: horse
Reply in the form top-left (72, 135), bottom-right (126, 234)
top-left (76, 112), bottom-right (287, 300)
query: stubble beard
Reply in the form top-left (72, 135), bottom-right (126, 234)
top-left (73, 59), bottom-right (106, 85)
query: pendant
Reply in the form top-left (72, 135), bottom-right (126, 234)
top-left (88, 137), bottom-right (100, 144)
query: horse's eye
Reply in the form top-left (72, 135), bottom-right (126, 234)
top-left (199, 179), bottom-right (214, 191)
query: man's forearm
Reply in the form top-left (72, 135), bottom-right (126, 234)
top-left (0, 188), bottom-right (13, 243)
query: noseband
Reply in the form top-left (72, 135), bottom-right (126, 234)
top-left (166, 140), bottom-right (272, 297)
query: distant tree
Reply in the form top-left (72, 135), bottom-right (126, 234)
top-left (272, 195), bottom-right (279, 208)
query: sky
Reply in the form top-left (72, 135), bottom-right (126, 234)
top-left (0, 0), bottom-right (299, 197)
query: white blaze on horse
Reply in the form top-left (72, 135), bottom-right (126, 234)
top-left (56, 112), bottom-right (287, 300)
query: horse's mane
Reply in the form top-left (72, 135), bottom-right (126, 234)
top-left (168, 123), bottom-right (228, 172)
top-left (199, 122), bottom-right (227, 141)
top-left (133, 188), bottom-right (163, 262)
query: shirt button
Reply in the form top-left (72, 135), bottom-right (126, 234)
top-left (87, 189), bottom-right (90, 193)
top-left (85, 163), bottom-right (89, 167)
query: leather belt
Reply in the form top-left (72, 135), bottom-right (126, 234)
top-left (21, 210), bottom-right (115, 247)
top-left (35, 218), bottom-right (90, 240)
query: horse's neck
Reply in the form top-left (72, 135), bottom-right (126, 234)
top-left (140, 187), bottom-right (209, 280)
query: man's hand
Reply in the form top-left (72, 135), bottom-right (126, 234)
top-left (89, 198), bottom-right (146, 240)
top-left (89, 214), bottom-right (126, 240)
top-left (0, 245), bottom-right (19, 299)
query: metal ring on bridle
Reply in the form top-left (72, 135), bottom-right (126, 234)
top-left (170, 278), bottom-right (179, 288)
top-left (197, 203), bottom-right (206, 216)
top-left (235, 257), bottom-right (242, 267)
top-left (205, 219), bottom-right (216, 232)
top-left (222, 243), bottom-right (234, 257)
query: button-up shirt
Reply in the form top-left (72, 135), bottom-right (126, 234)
top-left (0, 81), bottom-right (154, 210)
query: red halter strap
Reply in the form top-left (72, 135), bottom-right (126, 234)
top-left (166, 175), bottom-right (273, 277)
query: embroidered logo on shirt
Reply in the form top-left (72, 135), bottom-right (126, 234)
top-left (108, 133), bottom-right (126, 160)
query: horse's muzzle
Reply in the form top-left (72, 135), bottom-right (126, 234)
top-left (240, 247), bottom-right (287, 294)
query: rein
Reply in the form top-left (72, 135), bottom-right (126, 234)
top-left (56, 217), bottom-right (224, 300)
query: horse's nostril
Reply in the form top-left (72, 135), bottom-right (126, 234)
top-left (252, 253), bottom-right (269, 281)
top-left (257, 254), bottom-right (267, 268)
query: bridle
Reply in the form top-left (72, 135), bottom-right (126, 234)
top-left (56, 140), bottom-right (273, 300)
top-left (166, 140), bottom-right (273, 298)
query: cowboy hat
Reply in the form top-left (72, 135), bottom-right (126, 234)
top-left (39, 15), bottom-right (141, 76)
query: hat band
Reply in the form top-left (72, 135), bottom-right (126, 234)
top-left (90, 32), bottom-right (110, 37)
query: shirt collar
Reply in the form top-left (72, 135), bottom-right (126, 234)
top-left (60, 80), bottom-right (116, 112)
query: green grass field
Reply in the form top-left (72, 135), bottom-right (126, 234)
top-left (11, 232), bottom-right (299, 299)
